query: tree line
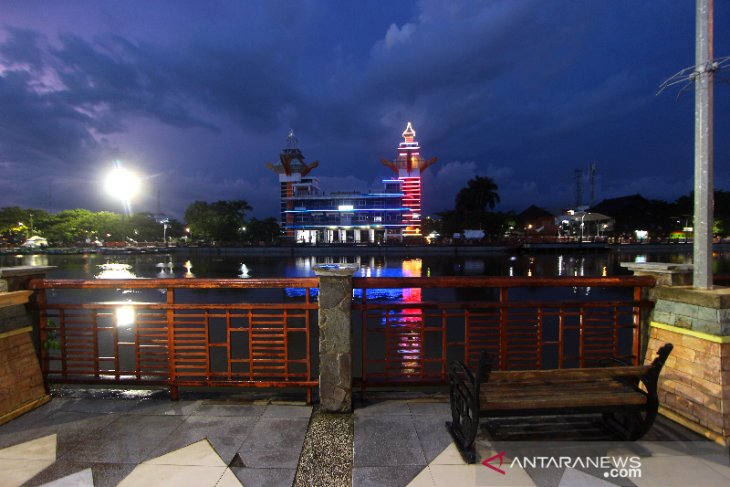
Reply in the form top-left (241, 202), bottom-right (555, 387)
top-left (3, 178), bottom-right (730, 246)
top-left (0, 200), bottom-right (279, 246)
top-left (425, 177), bottom-right (730, 240)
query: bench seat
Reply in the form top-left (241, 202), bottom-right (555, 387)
top-left (446, 343), bottom-right (673, 463)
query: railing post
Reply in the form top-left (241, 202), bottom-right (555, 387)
top-left (314, 264), bottom-right (358, 413)
top-left (166, 287), bottom-right (178, 400)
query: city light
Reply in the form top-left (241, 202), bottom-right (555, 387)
top-left (105, 162), bottom-right (140, 216)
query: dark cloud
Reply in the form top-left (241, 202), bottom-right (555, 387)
top-left (0, 0), bottom-right (728, 219)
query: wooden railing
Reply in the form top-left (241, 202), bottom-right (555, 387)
top-left (352, 276), bottom-right (656, 388)
top-left (28, 275), bottom-right (657, 398)
top-left (29, 278), bottom-right (319, 401)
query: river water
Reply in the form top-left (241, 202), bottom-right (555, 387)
top-left (3, 247), bottom-right (729, 280)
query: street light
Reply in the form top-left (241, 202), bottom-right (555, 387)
top-left (161, 219), bottom-right (169, 246)
top-left (105, 162), bottom-right (140, 217)
top-left (580, 213), bottom-right (587, 241)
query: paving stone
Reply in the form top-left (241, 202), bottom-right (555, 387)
top-left (412, 415), bottom-right (452, 464)
top-left (127, 399), bottom-right (203, 416)
top-left (407, 401), bottom-right (450, 416)
top-left (60, 414), bottom-right (184, 464)
top-left (238, 417), bottom-right (310, 468)
top-left (37, 467), bottom-right (94, 487)
top-left (22, 462), bottom-right (136, 487)
top-left (0, 411), bottom-right (117, 451)
top-left (354, 400), bottom-right (412, 417)
top-left (145, 415), bottom-right (259, 465)
top-left (57, 398), bottom-right (140, 414)
top-left (261, 404), bottom-right (312, 419)
top-left (354, 415), bottom-right (426, 467)
top-left (351, 465), bottom-right (423, 487)
top-left (192, 403), bottom-right (267, 417)
top-left (231, 467), bottom-right (296, 487)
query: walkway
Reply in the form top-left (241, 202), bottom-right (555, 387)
top-left (1, 390), bottom-right (729, 486)
top-left (0, 390), bottom-right (310, 487)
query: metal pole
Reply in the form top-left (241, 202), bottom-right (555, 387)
top-left (693, 0), bottom-right (714, 289)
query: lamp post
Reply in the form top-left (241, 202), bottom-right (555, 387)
top-left (161, 219), bottom-right (169, 246)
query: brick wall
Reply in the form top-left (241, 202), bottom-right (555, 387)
top-left (0, 328), bottom-right (50, 425)
top-left (646, 323), bottom-right (730, 444)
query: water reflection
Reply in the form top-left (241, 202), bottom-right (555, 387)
top-left (392, 259), bottom-right (423, 375)
top-left (183, 260), bottom-right (195, 278)
top-left (116, 303), bottom-right (136, 327)
top-left (12, 253), bottom-right (50, 267)
top-left (96, 263), bottom-right (137, 279)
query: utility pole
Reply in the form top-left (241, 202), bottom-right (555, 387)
top-left (693, 0), bottom-right (714, 289)
top-left (574, 169), bottom-right (582, 208)
top-left (589, 163), bottom-right (596, 207)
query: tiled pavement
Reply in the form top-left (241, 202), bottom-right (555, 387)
top-left (1, 391), bottom-right (730, 486)
top-left (353, 398), bottom-right (730, 487)
top-left (0, 393), bottom-right (311, 487)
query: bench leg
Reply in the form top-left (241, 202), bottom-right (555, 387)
top-left (446, 372), bottom-right (480, 463)
top-left (602, 406), bottom-right (657, 440)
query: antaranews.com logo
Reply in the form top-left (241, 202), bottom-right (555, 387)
top-left (482, 450), bottom-right (642, 479)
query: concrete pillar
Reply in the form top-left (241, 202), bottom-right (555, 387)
top-left (622, 262), bottom-right (730, 446)
top-left (0, 266), bottom-right (55, 425)
top-left (313, 264), bottom-right (358, 412)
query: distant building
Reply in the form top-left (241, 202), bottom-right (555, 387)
top-left (267, 124), bottom-right (437, 243)
top-left (589, 194), bottom-right (672, 236)
top-left (516, 205), bottom-right (559, 236)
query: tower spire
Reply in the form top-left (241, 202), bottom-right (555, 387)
top-left (402, 122), bottom-right (416, 143)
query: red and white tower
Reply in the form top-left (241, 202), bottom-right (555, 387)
top-left (381, 123), bottom-right (437, 237)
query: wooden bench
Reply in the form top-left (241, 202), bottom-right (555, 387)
top-left (445, 343), bottom-right (673, 463)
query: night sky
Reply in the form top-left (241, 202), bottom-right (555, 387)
top-left (1, 0), bottom-right (729, 219)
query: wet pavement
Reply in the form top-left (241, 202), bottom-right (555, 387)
top-left (1, 390), bottom-right (728, 486)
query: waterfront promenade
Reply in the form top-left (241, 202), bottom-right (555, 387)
top-left (1, 389), bottom-right (728, 487)
top-left (5, 241), bottom-right (730, 258)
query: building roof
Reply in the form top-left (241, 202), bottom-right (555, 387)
top-left (588, 194), bottom-right (651, 216)
top-left (517, 205), bottom-right (555, 222)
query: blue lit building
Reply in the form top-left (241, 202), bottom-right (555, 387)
top-left (284, 178), bottom-right (408, 243)
top-left (267, 126), bottom-right (435, 243)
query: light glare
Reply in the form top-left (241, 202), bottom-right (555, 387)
top-left (105, 167), bottom-right (140, 202)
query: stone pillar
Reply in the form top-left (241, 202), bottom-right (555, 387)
top-left (0, 266), bottom-right (55, 425)
top-left (622, 262), bottom-right (730, 446)
top-left (313, 264), bottom-right (358, 412)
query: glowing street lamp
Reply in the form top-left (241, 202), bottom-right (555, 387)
top-left (105, 162), bottom-right (140, 217)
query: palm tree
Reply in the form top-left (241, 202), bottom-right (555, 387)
top-left (455, 176), bottom-right (500, 213)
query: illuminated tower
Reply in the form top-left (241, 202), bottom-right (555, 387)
top-left (381, 123), bottom-right (437, 237)
top-left (266, 130), bottom-right (319, 238)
